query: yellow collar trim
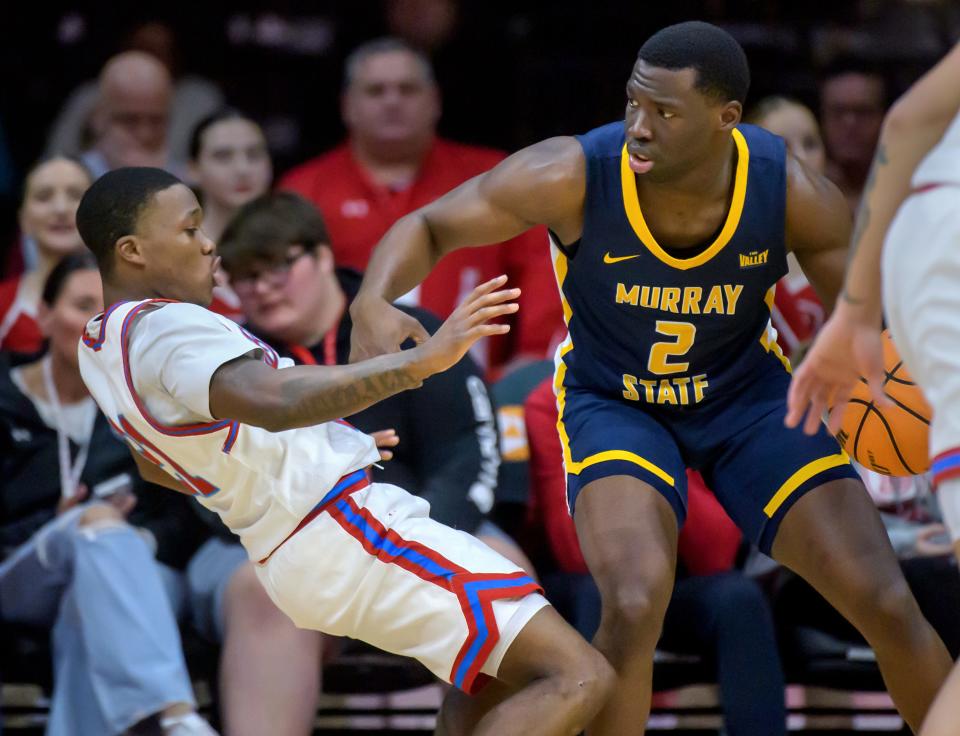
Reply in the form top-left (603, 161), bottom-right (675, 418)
top-left (619, 128), bottom-right (750, 270)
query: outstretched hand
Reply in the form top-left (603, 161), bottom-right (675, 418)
top-left (417, 275), bottom-right (520, 375)
top-left (785, 305), bottom-right (889, 435)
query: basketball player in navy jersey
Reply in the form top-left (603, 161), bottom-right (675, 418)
top-left (350, 21), bottom-right (951, 735)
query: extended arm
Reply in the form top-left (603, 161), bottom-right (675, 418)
top-left (784, 154), bottom-right (853, 314)
top-left (786, 41), bottom-right (960, 434)
top-left (211, 276), bottom-right (519, 432)
top-left (351, 137), bottom-right (584, 360)
top-left (842, 40), bottom-right (960, 316)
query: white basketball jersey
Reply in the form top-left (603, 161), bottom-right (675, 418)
top-left (78, 299), bottom-right (380, 560)
top-left (913, 109), bottom-right (960, 187)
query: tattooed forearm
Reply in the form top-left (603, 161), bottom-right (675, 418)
top-left (278, 365), bottom-right (423, 427)
top-left (842, 143), bottom-right (888, 305)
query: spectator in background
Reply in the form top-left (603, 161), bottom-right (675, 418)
top-left (80, 51), bottom-right (174, 179)
top-left (47, 21), bottom-right (224, 177)
top-left (0, 253), bottom-right (214, 736)
top-left (747, 97), bottom-right (829, 360)
top-left (280, 37), bottom-right (563, 376)
top-left (188, 110), bottom-right (273, 322)
top-left (819, 59), bottom-right (888, 212)
top-left (524, 375), bottom-right (788, 736)
top-left (0, 157), bottom-right (91, 355)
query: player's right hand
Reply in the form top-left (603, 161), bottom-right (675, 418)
top-left (417, 275), bottom-right (519, 375)
top-left (349, 296), bottom-right (431, 363)
top-left (785, 302), bottom-right (889, 436)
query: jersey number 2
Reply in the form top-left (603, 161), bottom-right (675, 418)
top-left (647, 321), bottom-right (696, 375)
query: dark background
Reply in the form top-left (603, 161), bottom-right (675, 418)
top-left (0, 0), bottom-right (956, 259)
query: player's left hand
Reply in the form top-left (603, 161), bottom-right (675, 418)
top-left (371, 428), bottom-right (400, 462)
top-left (785, 303), bottom-right (889, 436)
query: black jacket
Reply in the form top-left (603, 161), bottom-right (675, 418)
top-left (0, 356), bottom-right (209, 568)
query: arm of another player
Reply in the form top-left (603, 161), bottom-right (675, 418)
top-left (787, 41), bottom-right (960, 434)
top-left (780, 154), bottom-right (886, 434)
top-left (210, 276), bottom-right (519, 432)
top-left (350, 137), bottom-right (585, 362)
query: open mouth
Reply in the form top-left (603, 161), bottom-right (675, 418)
top-left (628, 151), bottom-right (654, 174)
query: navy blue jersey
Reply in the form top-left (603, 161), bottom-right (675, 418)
top-left (554, 121), bottom-right (790, 410)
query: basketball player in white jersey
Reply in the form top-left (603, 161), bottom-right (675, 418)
top-left (785, 41), bottom-right (960, 736)
top-left (74, 167), bottom-right (614, 736)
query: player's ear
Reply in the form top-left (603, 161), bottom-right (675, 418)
top-left (719, 101), bottom-right (742, 132)
top-left (115, 234), bottom-right (146, 268)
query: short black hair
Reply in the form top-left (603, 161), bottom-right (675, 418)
top-left (218, 192), bottom-right (330, 274)
top-left (76, 167), bottom-right (183, 276)
top-left (188, 108), bottom-right (259, 161)
top-left (637, 21), bottom-right (750, 103)
top-left (42, 250), bottom-right (99, 306)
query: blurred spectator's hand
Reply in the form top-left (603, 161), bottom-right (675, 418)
top-left (56, 483), bottom-right (89, 515)
top-left (108, 491), bottom-right (138, 518)
top-left (914, 524), bottom-right (953, 558)
top-left (370, 428), bottom-right (400, 462)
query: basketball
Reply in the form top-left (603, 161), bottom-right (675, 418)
top-left (835, 330), bottom-right (931, 476)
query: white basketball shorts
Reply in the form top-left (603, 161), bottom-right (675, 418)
top-left (254, 470), bottom-right (548, 693)
top-left (883, 183), bottom-right (960, 487)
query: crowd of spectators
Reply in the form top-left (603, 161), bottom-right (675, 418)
top-left (0, 3), bottom-right (958, 735)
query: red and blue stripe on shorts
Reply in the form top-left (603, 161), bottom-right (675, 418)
top-left (268, 468), bottom-right (543, 693)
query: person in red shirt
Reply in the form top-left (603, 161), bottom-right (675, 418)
top-left (0, 157), bottom-right (92, 355)
top-left (279, 37), bottom-right (564, 376)
top-left (524, 375), bottom-right (787, 736)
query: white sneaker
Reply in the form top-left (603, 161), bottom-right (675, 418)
top-left (159, 712), bottom-right (219, 736)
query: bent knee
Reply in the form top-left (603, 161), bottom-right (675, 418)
top-left (847, 576), bottom-right (920, 632)
top-left (549, 651), bottom-right (616, 722)
top-left (603, 579), bottom-right (673, 639)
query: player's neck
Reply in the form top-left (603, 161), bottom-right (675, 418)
top-left (101, 279), bottom-right (165, 309)
top-left (350, 135), bottom-right (432, 188)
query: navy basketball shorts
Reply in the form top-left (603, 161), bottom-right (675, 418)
top-left (558, 367), bottom-right (860, 554)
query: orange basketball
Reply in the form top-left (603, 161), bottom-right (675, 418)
top-left (835, 330), bottom-right (931, 476)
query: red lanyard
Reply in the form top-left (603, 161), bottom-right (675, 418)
top-left (286, 310), bottom-right (342, 367)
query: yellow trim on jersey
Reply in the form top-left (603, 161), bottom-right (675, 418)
top-left (553, 250), bottom-right (572, 324)
top-left (619, 128), bottom-right (750, 270)
top-left (759, 285), bottom-right (792, 373)
top-left (763, 452), bottom-right (850, 518)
